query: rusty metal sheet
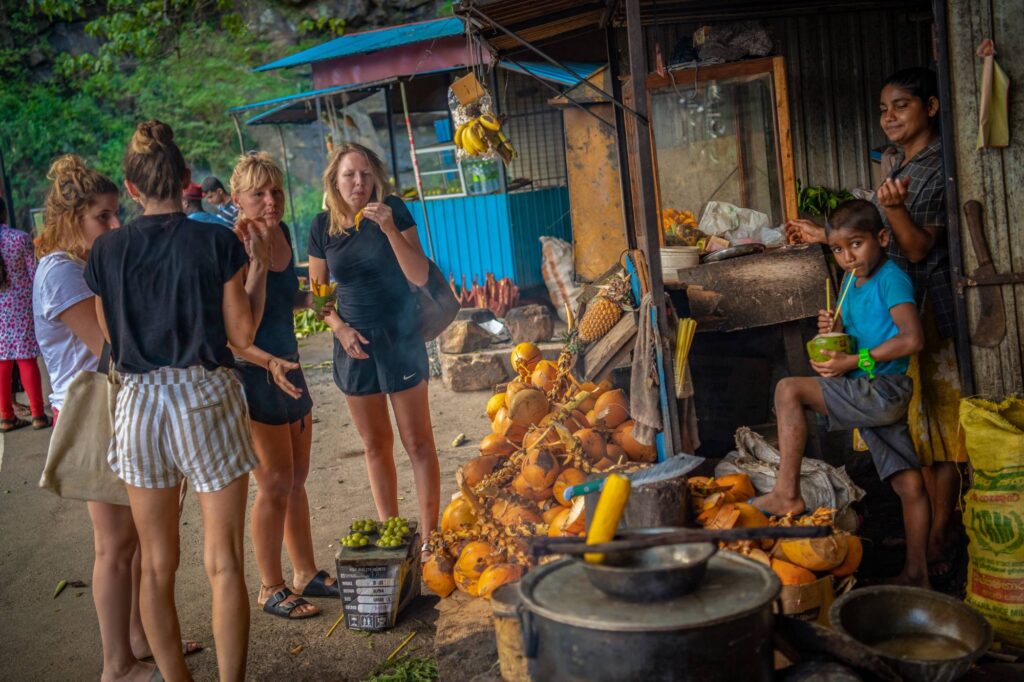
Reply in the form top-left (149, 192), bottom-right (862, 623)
top-left (667, 245), bottom-right (832, 332)
top-left (563, 105), bottom-right (629, 282)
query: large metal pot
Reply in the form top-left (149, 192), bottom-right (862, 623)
top-left (517, 551), bottom-right (780, 681)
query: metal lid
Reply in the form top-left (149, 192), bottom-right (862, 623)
top-left (519, 552), bottom-right (780, 632)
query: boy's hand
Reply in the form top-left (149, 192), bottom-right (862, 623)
top-left (817, 309), bottom-right (841, 335)
top-left (811, 350), bottom-right (857, 378)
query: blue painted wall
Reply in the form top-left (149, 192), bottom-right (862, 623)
top-left (413, 186), bottom-right (572, 291)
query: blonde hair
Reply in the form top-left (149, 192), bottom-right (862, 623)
top-left (123, 119), bottom-right (187, 201)
top-left (230, 151), bottom-right (285, 218)
top-left (36, 155), bottom-right (119, 260)
top-left (322, 143), bottom-right (393, 237)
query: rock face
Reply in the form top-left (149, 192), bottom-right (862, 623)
top-left (439, 320), bottom-right (496, 354)
top-left (455, 307), bottom-right (497, 325)
top-left (440, 352), bottom-right (512, 392)
top-left (504, 304), bottom-right (554, 344)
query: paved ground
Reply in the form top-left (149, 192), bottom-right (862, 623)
top-left (0, 332), bottom-right (491, 681)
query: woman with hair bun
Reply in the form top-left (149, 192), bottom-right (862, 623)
top-left (85, 120), bottom-right (282, 681)
top-left (34, 154), bottom-right (203, 681)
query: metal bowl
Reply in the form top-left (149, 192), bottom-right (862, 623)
top-left (830, 586), bottom-right (992, 682)
top-left (575, 528), bottom-right (717, 602)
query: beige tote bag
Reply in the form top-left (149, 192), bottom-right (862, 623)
top-left (39, 351), bottom-right (128, 507)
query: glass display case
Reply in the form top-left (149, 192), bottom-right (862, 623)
top-left (647, 56), bottom-right (797, 233)
top-left (414, 143), bottom-right (502, 199)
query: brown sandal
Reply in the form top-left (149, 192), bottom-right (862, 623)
top-left (1, 418), bottom-right (30, 433)
top-left (32, 415), bottom-right (51, 430)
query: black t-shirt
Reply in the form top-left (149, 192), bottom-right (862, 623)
top-left (85, 213), bottom-right (249, 373)
top-left (307, 195), bottom-right (418, 331)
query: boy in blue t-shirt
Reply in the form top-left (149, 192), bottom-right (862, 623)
top-left (754, 200), bottom-right (930, 587)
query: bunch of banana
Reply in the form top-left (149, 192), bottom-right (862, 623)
top-left (454, 114), bottom-right (517, 163)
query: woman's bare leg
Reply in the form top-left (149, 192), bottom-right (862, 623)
top-left (345, 393), bottom-right (399, 520)
top-left (87, 501), bottom-right (155, 682)
top-left (197, 475), bottom-right (251, 682)
top-left (282, 414), bottom-right (329, 591)
top-left (249, 420), bottom-right (316, 615)
top-left (390, 381), bottom-right (440, 536)
top-left (126, 485), bottom-right (189, 681)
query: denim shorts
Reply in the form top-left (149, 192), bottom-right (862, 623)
top-left (817, 374), bottom-right (919, 480)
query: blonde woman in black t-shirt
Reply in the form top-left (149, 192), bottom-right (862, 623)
top-left (307, 143), bottom-right (440, 540)
top-left (86, 120), bottom-right (279, 682)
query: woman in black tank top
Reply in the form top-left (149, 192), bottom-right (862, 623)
top-left (230, 152), bottom-right (338, 621)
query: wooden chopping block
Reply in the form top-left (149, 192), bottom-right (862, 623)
top-left (622, 472), bottom-right (690, 529)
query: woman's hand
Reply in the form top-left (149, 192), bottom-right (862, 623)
top-left (361, 202), bottom-right (396, 235)
top-left (785, 219), bottom-right (826, 245)
top-left (333, 322), bottom-right (370, 359)
top-left (267, 356), bottom-right (303, 399)
top-left (237, 217), bottom-right (271, 268)
top-left (811, 351), bottom-right (857, 378)
top-left (876, 177), bottom-right (910, 209)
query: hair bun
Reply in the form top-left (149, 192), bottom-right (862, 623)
top-left (47, 154), bottom-right (88, 182)
top-left (130, 119), bottom-right (175, 154)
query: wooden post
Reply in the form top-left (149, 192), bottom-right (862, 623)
top-left (624, 0), bottom-right (681, 455)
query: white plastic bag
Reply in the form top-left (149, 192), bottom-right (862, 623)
top-left (539, 237), bottom-right (581, 322)
top-left (698, 200), bottom-right (785, 248)
top-left (715, 427), bottom-right (865, 530)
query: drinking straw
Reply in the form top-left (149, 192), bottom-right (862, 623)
top-left (829, 269), bottom-right (857, 333)
top-left (825, 277), bottom-right (832, 313)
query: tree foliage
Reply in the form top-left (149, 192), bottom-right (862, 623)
top-left (0, 1), bottom-right (301, 222)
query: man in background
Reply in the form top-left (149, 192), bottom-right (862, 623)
top-left (183, 183), bottom-right (232, 227)
top-left (201, 176), bottom-right (238, 225)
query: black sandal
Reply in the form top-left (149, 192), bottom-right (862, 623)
top-left (300, 570), bottom-right (340, 598)
top-left (32, 415), bottom-right (51, 430)
top-left (0, 417), bottom-right (29, 433)
top-left (262, 587), bottom-right (319, 620)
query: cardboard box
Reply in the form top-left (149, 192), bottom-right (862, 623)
top-left (451, 72), bottom-right (485, 106)
top-left (776, 574), bottom-right (854, 626)
top-left (335, 529), bottom-right (421, 632)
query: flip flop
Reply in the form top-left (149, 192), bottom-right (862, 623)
top-left (263, 587), bottom-right (319, 620)
top-left (32, 415), bottom-right (51, 430)
top-left (139, 639), bottom-right (203, 661)
top-left (300, 570), bottom-right (340, 598)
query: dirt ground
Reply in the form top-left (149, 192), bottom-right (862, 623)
top-left (0, 331), bottom-right (492, 682)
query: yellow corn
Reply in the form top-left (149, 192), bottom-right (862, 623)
top-left (584, 473), bottom-right (631, 563)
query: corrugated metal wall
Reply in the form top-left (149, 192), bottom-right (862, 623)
top-left (419, 194), bottom-right (514, 285)
top-left (643, 5), bottom-right (933, 191)
top-left (508, 186), bottom-right (573, 286)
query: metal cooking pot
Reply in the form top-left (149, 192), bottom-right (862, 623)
top-left (829, 586), bottom-right (992, 682)
top-left (518, 552), bottom-right (780, 681)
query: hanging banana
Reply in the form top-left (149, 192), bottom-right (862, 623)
top-left (452, 114), bottom-right (515, 165)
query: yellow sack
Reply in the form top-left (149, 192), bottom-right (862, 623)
top-left (964, 467), bottom-right (1024, 647)
top-left (959, 397), bottom-right (1024, 472)
top-left (960, 396), bottom-right (1024, 646)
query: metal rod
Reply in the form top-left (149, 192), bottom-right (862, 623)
top-left (624, 0), bottom-right (680, 454)
top-left (932, 0), bottom-right (974, 396)
top-left (230, 114), bottom-right (245, 156)
top-left (502, 54), bottom-right (617, 131)
top-left (383, 85), bottom-right (401, 187)
top-left (531, 525), bottom-right (831, 557)
top-left (464, 4), bottom-right (646, 124)
top-left (275, 124), bottom-right (300, 256)
top-left (399, 80), bottom-right (436, 261)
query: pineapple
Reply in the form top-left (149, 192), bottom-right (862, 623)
top-left (577, 274), bottom-right (632, 344)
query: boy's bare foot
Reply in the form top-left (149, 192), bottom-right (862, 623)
top-left (101, 660), bottom-right (157, 682)
top-left (887, 572), bottom-right (931, 590)
top-left (750, 493), bottom-right (805, 517)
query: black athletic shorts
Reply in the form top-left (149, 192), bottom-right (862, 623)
top-left (234, 356), bottom-right (313, 426)
top-left (333, 325), bottom-right (429, 396)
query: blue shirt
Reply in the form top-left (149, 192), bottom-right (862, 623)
top-left (188, 211), bottom-right (233, 228)
top-left (841, 259), bottom-right (916, 377)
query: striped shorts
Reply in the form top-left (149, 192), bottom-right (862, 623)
top-left (109, 366), bottom-right (258, 493)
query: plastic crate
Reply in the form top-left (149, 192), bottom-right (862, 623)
top-left (434, 118), bottom-right (453, 143)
